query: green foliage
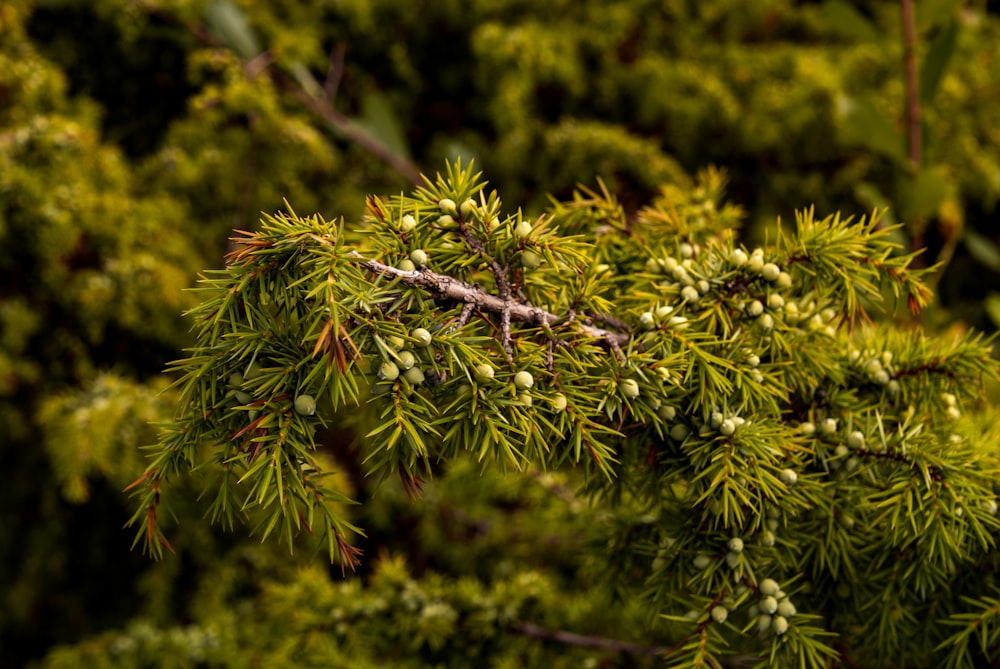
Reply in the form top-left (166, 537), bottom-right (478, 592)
top-left (129, 162), bottom-right (1000, 666)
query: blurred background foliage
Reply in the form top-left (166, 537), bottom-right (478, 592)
top-left (1, 0), bottom-right (999, 665)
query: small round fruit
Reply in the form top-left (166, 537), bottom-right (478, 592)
top-left (730, 249), bottom-right (748, 266)
top-left (403, 366), bottom-right (425, 385)
top-left (294, 394), bottom-right (316, 416)
top-left (411, 327), bottom-right (433, 347)
top-left (747, 300), bottom-right (764, 317)
top-left (670, 424), bottom-right (690, 441)
top-left (760, 596), bottom-right (778, 615)
top-left (758, 614), bottom-right (773, 633)
top-left (747, 354), bottom-right (760, 368)
top-left (776, 272), bottom-right (792, 289)
top-left (760, 314), bottom-right (774, 329)
top-left (768, 293), bottom-right (784, 309)
top-left (728, 537), bottom-right (744, 553)
top-left (378, 361), bottom-right (400, 382)
top-left (410, 249), bottom-right (428, 267)
top-left (776, 599), bottom-right (796, 617)
top-left (521, 250), bottom-right (543, 269)
top-left (762, 263), bottom-right (781, 281)
top-left (848, 431), bottom-right (865, 449)
top-left (726, 551), bottom-right (741, 569)
top-left (551, 393), bottom-right (568, 412)
top-left (235, 391), bottom-right (252, 405)
top-left (397, 350), bottom-right (417, 370)
top-left (438, 214), bottom-right (455, 226)
top-left (711, 606), bottom-right (728, 624)
top-left (799, 421), bottom-right (816, 436)
top-left (658, 405), bottom-right (676, 420)
top-left (820, 417), bottom-right (838, 434)
top-left (759, 578), bottom-right (780, 596)
top-left (693, 554), bottom-right (712, 570)
top-left (398, 258), bottom-right (416, 272)
top-left (771, 615), bottom-right (789, 635)
top-left (780, 468), bottom-right (798, 485)
top-left (639, 312), bottom-right (656, 330)
top-left (514, 371), bottom-right (534, 391)
top-left (438, 198), bottom-right (457, 215)
top-left (229, 372), bottom-right (245, 388)
top-left (681, 285), bottom-right (700, 302)
top-left (518, 392), bottom-right (533, 407)
top-left (719, 419), bottom-right (736, 436)
top-left (474, 364), bottom-right (495, 383)
top-left (459, 199), bottom-right (476, 217)
top-left (748, 255), bottom-right (764, 273)
top-left (762, 530), bottom-right (776, 546)
top-left (515, 219), bottom-right (532, 239)
top-left (399, 214), bottom-right (417, 232)
top-left (621, 378), bottom-right (640, 399)
top-left (245, 361), bottom-right (263, 380)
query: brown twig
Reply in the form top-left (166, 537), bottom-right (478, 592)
top-left (900, 0), bottom-right (927, 269)
top-left (512, 621), bottom-right (667, 657)
top-left (353, 254), bottom-right (631, 348)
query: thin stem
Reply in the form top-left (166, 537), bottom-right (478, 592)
top-left (900, 0), bottom-right (921, 173)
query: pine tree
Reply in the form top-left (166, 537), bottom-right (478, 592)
top-left (129, 161), bottom-right (1000, 667)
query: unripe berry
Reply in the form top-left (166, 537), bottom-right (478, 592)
top-left (658, 405), bottom-right (676, 420)
top-left (711, 606), bottom-right (728, 623)
top-left (747, 354), bottom-right (760, 367)
top-left (748, 255), bottom-right (764, 273)
top-left (668, 316), bottom-right (689, 329)
top-left (411, 327), bottom-right (433, 347)
top-left (403, 366), bottom-right (425, 385)
top-left (437, 214), bottom-right (455, 226)
top-left (820, 417), bottom-right (838, 434)
top-left (399, 214), bottom-right (417, 232)
top-left (693, 554), bottom-right (712, 570)
top-left (621, 378), bottom-right (640, 399)
top-left (644, 258), bottom-right (661, 274)
top-left (514, 370), bottom-right (534, 391)
top-left (747, 300), bottom-right (764, 317)
top-left (398, 258), bottom-right (416, 272)
top-left (728, 537), bottom-right (744, 553)
top-left (719, 419), bottom-right (736, 436)
top-left (438, 198), bottom-right (457, 215)
top-left (984, 499), bottom-right (998, 515)
top-left (725, 550), bottom-right (741, 569)
top-left (780, 468), bottom-right (798, 485)
top-left (760, 314), bottom-right (774, 330)
top-left (388, 335), bottom-right (406, 351)
top-left (760, 596), bottom-right (778, 615)
top-left (551, 393), bottom-right (568, 412)
top-left (474, 364), bottom-right (494, 384)
top-left (228, 372), bottom-right (245, 388)
top-left (459, 198), bottom-right (476, 217)
top-left (639, 312), bottom-right (656, 330)
top-left (679, 242), bottom-right (694, 258)
top-left (521, 250), bottom-right (543, 269)
top-left (410, 249), bottom-right (428, 267)
top-left (776, 272), bottom-right (792, 289)
top-left (775, 599), bottom-right (796, 618)
top-left (757, 614), bottom-right (773, 633)
top-left (656, 305), bottom-right (674, 319)
top-left (759, 578), bottom-right (780, 596)
top-left (729, 248), bottom-right (748, 266)
top-left (397, 350), bottom-right (416, 370)
top-left (762, 530), bottom-right (776, 547)
top-left (834, 444), bottom-right (849, 458)
top-left (771, 615), bottom-right (789, 635)
top-left (799, 421), bottom-right (816, 436)
top-left (710, 411), bottom-right (724, 428)
top-left (681, 285), bottom-right (699, 302)
top-left (235, 391), bottom-right (252, 405)
top-left (514, 219), bottom-right (532, 239)
top-left (378, 361), bottom-right (400, 382)
top-left (762, 263), bottom-right (781, 281)
top-left (294, 394), bottom-right (316, 416)
top-left (670, 424), bottom-right (690, 441)
top-left (767, 293), bottom-right (784, 309)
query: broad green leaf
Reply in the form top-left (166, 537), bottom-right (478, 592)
top-left (837, 94), bottom-right (906, 163)
top-left (898, 165), bottom-right (953, 222)
top-left (822, 0), bottom-right (879, 42)
top-left (919, 19), bottom-right (959, 105)
top-left (352, 91), bottom-right (412, 160)
top-left (965, 231), bottom-right (1000, 273)
top-left (205, 0), bottom-right (262, 60)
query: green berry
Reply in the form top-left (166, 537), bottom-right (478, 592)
top-left (658, 405), bottom-right (676, 420)
top-left (438, 214), bottom-right (456, 226)
top-left (245, 361), bottom-right (262, 380)
top-left (399, 214), bottom-right (417, 232)
top-left (777, 599), bottom-right (796, 617)
top-left (294, 394), bottom-right (316, 416)
top-left (768, 293), bottom-right (784, 309)
top-left (670, 424), bottom-right (690, 441)
top-left (711, 606), bottom-right (728, 624)
top-left (760, 314), bottom-right (774, 330)
top-left (719, 419), bottom-right (736, 436)
top-left (639, 312), bottom-right (656, 330)
top-left (474, 364), bottom-right (495, 384)
top-left (645, 258), bottom-right (661, 274)
top-left (621, 378), bottom-right (640, 399)
top-left (515, 219), bottom-right (532, 239)
top-left (847, 431), bottom-right (865, 449)
top-left (747, 354), bottom-right (760, 367)
top-left (438, 198), bottom-right (457, 215)
top-left (758, 614), bottom-right (773, 633)
top-left (780, 468), bottom-right (798, 485)
top-left (459, 199), bottom-right (476, 217)
top-left (748, 255), bottom-right (764, 273)
top-left (228, 372), bottom-right (245, 388)
top-left (681, 285), bottom-right (700, 302)
top-left (820, 417), bottom-right (838, 434)
top-left (378, 361), bottom-right (400, 382)
top-left (771, 615), bottom-right (789, 635)
top-left (518, 392), bottom-right (533, 407)
top-left (398, 258), bottom-right (416, 272)
top-left (411, 327), bottom-right (433, 347)
top-left (760, 596), bottom-right (778, 615)
top-left (747, 300), bottom-right (764, 317)
top-left (656, 305), bottom-right (674, 319)
top-left (403, 366), bottom-right (425, 385)
top-left (729, 248), bottom-right (748, 266)
top-left (397, 351), bottom-right (416, 370)
top-left (410, 249), bottom-right (428, 267)
top-left (759, 578), bottom-right (780, 596)
top-left (551, 393), bottom-right (568, 412)
top-left (762, 530), bottom-right (776, 546)
top-left (762, 263), bottom-right (781, 281)
top-left (728, 537), bottom-right (744, 553)
top-left (235, 391), bottom-right (252, 405)
top-left (514, 370), bottom-right (534, 391)
top-left (521, 250), bottom-right (543, 269)
top-left (776, 271), bottom-right (792, 289)
top-left (725, 551), bottom-right (741, 569)
top-left (693, 554), bottom-right (712, 570)
top-left (799, 421), bottom-right (816, 436)
top-left (388, 336), bottom-right (406, 350)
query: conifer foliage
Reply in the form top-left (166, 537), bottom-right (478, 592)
top-left (130, 162), bottom-right (1000, 667)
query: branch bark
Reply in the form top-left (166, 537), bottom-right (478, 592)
top-left (353, 254), bottom-right (632, 348)
top-left (512, 621), bottom-right (667, 657)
